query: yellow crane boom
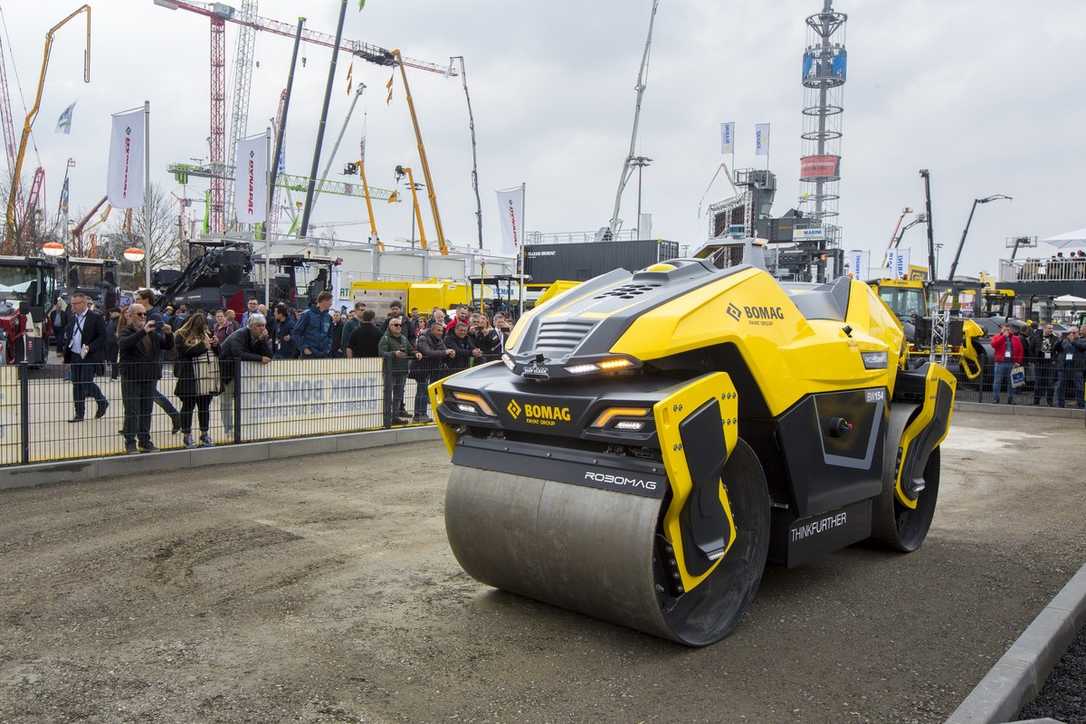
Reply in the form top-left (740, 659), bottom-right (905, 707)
top-left (4, 5), bottom-right (91, 249)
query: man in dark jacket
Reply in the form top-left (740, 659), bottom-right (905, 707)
top-left (117, 303), bottom-right (173, 453)
top-left (341, 302), bottom-right (365, 352)
top-left (412, 320), bottom-right (456, 422)
top-left (1033, 324), bottom-right (1059, 406)
top-left (1055, 328), bottom-right (1086, 409)
top-left (63, 292), bottom-right (109, 422)
top-left (273, 303), bottom-right (296, 358)
top-left (444, 320), bottom-right (482, 374)
top-left (346, 309), bottom-right (383, 358)
top-left (293, 291), bottom-right (334, 358)
top-left (378, 316), bottom-right (415, 424)
top-left (382, 301), bottom-right (415, 340)
top-left (218, 313), bottom-right (273, 434)
top-left (135, 289), bottom-right (181, 431)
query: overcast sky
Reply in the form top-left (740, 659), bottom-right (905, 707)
top-left (6, 0), bottom-right (1086, 276)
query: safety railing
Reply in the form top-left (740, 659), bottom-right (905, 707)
top-left (999, 258), bottom-right (1086, 283)
top-left (949, 355), bottom-right (1085, 408)
top-left (3, 356), bottom-right (452, 467)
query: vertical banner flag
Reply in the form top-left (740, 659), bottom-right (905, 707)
top-left (106, 108), bottom-right (146, 208)
top-left (846, 249), bottom-right (869, 279)
top-left (887, 248), bottom-right (911, 279)
top-left (56, 101), bottom-right (76, 134)
top-left (720, 122), bottom-right (734, 155)
top-left (754, 123), bottom-right (770, 156)
top-left (495, 186), bottom-right (525, 257)
top-left (234, 135), bottom-right (269, 224)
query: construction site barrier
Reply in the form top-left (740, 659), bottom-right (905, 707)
top-left (950, 355), bottom-right (1085, 408)
top-left (5, 357), bottom-right (434, 467)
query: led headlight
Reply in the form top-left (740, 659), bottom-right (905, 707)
top-left (861, 351), bottom-right (888, 369)
top-left (502, 353), bottom-right (515, 371)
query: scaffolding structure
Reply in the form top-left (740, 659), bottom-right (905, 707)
top-left (799, 0), bottom-right (847, 249)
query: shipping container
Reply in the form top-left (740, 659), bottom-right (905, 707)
top-left (523, 239), bottom-right (681, 284)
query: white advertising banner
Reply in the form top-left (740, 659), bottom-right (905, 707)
top-left (106, 108), bottom-right (145, 209)
top-left (847, 249), bottom-right (870, 279)
top-left (238, 360), bottom-right (384, 441)
top-left (887, 248), bottom-right (911, 279)
top-left (754, 123), bottom-right (771, 156)
top-left (720, 121), bottom-right (735, 155)
top-left (495, 186), bottom-right (525, 257)
top-left (234, 134), bottom-right (268, 224)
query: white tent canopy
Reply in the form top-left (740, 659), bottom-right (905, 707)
top-left (1054, 294), bottom-right (1086, 308)
top-left (1041, 227), bottom-right (1086, 249)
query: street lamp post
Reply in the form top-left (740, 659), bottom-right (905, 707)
top-left (630, 156), bottom-right (652, 239)
top-left (947, 193), bottom-right (1012, 311)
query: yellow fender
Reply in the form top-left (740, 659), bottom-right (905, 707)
top-left (894, 364), bottom-right (956, 508)
top-left (959, 319), bottom-right (983, 381)
top-left (653, 372), bottom-right (739, 593)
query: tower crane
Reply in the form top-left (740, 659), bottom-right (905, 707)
top-left (0, 32), bottom-right (19, 186)
top-left (223, 0), bottom-right (258, 228)
top-left (607, 0), bottom-right (660, 238)
top-left (152, 0), bottom-right (456, 235)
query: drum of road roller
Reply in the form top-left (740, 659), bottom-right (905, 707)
top-left (432, 259), bottom-right (956, 646)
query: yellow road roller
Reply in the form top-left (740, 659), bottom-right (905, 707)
top-left (430, 258), bottom-right (956, 646)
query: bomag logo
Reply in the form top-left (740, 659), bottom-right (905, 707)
top-left (727, 303), bottom-right (785, 326)
top-left (507, 399), bottom-right (572, 426)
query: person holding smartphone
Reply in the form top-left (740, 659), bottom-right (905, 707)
top-left (117, 303), bottom-right (174, 454)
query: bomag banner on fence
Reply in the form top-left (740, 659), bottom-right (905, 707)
top-left (0, 366), bottom-right (20, 465)
top-left (238, 360), bottom-right (385, 441)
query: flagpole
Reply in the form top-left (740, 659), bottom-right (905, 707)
top-left (143, 100), bottom-right (151, 289)
top-left (265, 126), bottom-right (272, 308)
top-left (518, 182), bottom-right (525, 319)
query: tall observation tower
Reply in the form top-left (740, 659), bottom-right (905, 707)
top-left (800, 0), bottom-right (847, 249)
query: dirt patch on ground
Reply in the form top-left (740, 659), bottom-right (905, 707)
top-left (1, 411), bottom-right (1084, 722)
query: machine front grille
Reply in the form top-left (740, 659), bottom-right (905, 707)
top-left (535, 319), bottom-right (596, 353)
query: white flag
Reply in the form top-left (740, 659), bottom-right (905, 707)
top-left (847, 249), bottom-right (869, 279)
top-left (754, 123), bottom-right (770, 156)
top-left (720, 121), bottom-right (734, 155)
top-left (495, 186), bottom-right (525, 257)
top-left (887, 248), bottom-right (911, 279)
top-left (106, 108), bottom-right (145, 209)
top-left (234, 135), bottom-right (268, 223)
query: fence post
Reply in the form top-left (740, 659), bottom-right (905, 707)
top-left (233, 361), bottom-right (243, 445)
top-left (18, 363), bottom-right (29, 465)
top-left (382, 357), bottom-right (392, 429)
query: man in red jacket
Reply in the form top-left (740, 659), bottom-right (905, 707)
top-left (991, 322), bottom-right (1024, 404)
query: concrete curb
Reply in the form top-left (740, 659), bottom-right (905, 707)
top-left (955, 401), bottom-right (1085, 420)
top-left (946, 562), bottom-right (1086, 724)
top-left (0, 426), bottom-right (441, 493)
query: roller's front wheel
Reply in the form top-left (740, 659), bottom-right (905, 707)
top-left (873, 447), bottom-right (940, 552)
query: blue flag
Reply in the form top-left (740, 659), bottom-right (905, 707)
top-left (56, 101), bottom-right (76, 134)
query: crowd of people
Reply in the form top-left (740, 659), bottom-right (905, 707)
top-left (56, 290), bottom-right (517, 453)
top-left (988, 321), bottom-right (1086, 407)
top-left (1013, 251), bottom-right (1086, 281)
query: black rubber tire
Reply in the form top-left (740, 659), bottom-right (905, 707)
top-left (872, 447), bottom-right (940, 552)
top-left (659, 438), bottom-right (771, 646)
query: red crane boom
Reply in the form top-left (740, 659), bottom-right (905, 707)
top-left (153, 0), bottom-right (454, 234)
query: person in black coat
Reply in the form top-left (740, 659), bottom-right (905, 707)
top-left (117, 303), bottom-right (174, 453)
top-left (104, 308), bottom-right (122, 379)
top-left (173, 313), bottom-right (219, 449)
top-left (62, 292), bottom-right (109, 422)
top-left (217, 313), bottom-right (273, 434)
top-left (443, 320), bottom-right (482, 374)
top-left (346, 309), bottom-right (383, 358)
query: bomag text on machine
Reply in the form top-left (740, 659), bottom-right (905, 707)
top-left (430, 257), bottom-right (956, 646)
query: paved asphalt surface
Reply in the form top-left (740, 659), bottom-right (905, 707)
top-left (1, 410), bottom-right (1084, 723)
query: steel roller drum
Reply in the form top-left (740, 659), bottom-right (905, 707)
top-left (444, 441), bottom-right (770, 646)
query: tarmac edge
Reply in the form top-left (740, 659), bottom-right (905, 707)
top-left (945, 562), bottom-right (1086, 724)
top-left (0, 426), bottom-right (441, 493)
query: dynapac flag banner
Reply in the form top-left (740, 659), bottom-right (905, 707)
top-left (106, 108), bottom-right (145, 208)
top-left (720, 122), bottom-right (734, 155)
top-left (495, 185), bottom-right (525, 257)
top-left (234, 135), bottom-right (268, 224)
top-left (754, 123), bottom-right (771, 156)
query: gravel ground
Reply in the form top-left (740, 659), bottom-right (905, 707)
top-left (1019, 623), bottom-right (1086, 723)
top-left (1, 410), bottom-right (1084, 723)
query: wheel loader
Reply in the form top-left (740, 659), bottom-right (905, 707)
top-left (430, 258), bottom-right (956, 646)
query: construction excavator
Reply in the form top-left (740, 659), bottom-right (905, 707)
top-left (430, 253), bottom-right (956, 646)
